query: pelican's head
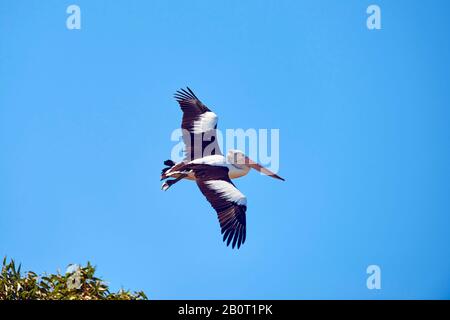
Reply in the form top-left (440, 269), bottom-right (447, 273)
top-left (227, 149), bottom-right (247, 167)
top-left (227, 149), bottom-right (285, 181)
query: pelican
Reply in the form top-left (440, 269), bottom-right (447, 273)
top-left (161, 87), bottom-right (284, 249)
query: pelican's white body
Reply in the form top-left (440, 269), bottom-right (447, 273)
top-left (165, 155), bottom-right (251, 181)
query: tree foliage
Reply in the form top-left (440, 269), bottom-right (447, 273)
top-left (0, 257), bottom-right (147, 300)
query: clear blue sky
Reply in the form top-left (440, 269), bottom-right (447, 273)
top-left (1, 0), bottom-right (450, 299)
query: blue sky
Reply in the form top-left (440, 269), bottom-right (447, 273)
top-left (1, 0), bottom-right (450, 299)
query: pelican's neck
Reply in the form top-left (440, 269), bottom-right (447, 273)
top-left (228, 164), bottom-right (251, 179)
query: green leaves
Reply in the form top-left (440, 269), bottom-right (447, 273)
top-left (0, 257), bottom-right (147, 300)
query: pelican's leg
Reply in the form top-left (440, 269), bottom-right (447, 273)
top-left (161, 174), bottom-right (187, 191)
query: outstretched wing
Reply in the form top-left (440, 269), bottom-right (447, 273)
top-left (190, 164), bottom-right (247, 249)
top-left (174, 87), bottom-right (222, 161)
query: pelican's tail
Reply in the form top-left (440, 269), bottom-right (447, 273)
top-left (160, 160), bottom-right (190, 191)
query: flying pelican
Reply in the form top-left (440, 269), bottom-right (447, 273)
top-left (161, 87), bottom-right (284, 249)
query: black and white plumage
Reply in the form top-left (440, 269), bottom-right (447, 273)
top-left (191, 164), bottom-right (247, 249)
top-left (161, 87), bottom-right (284, 249)
top-left (174, 88), bottom-right (222, 161)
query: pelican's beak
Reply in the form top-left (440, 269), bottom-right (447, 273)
top-left (244, 156), bottom-right (285, 181)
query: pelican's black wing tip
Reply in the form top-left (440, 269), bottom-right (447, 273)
top-left (174, 87), bottom-right (197, 101)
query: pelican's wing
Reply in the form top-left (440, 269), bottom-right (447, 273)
top-left (174, 87), bottom-right (222, 160)
top-left (190, 164), bottom-right (247, 249)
